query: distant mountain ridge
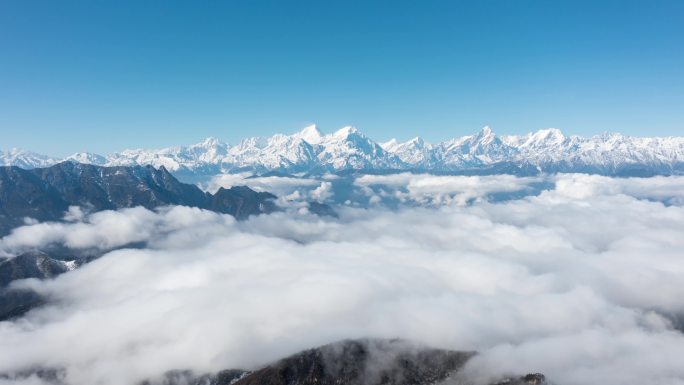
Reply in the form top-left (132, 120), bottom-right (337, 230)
top-left (3, 126), bottom-right (684, 176)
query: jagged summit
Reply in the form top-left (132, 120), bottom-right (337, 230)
top-left (196, 136), bottom-right (224, 147)
top-left (3, 126), bottom-right (684, 176)
top-left (0, 162), bottom-right (277, 235)
top-left (65, 152), bottom-right (107, 165)
top-left (470, 126), bottom-right (499, 149)
top-left (0, 148), bottom-right (57, 169)
top-left (536, 127), bottom-right (564, 138)
top-left (295, 124), bottom-right (324, 144)
top-left (381, 138), bottom-right (400, 150)
top-left (331, 125), bottom-right (361, 139)
top-left (478, 125), bottom-right (494, 139)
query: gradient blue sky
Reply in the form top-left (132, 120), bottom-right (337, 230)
top-left (1, 0), bottom-right (683, 156)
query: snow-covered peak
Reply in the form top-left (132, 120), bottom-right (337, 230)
top-left (538, 127), bottom-right (563, 138)
top-left (332, 126), bottom-right (360, 139)
top-left (596, 131), bottom-right (625, 141)
top-left (0, 148), bottom-right (57, 168)
top-left (445, 126), bottom-right (496, 149)
top-left (294, 124), bottom-right (324, 144)
top-left (383, 136), bottom-right (436, 167)
top-left (524, 128), bottom-right (566, 146)
top-left (312, 126), bottom-right (399, 170)
top-left (187, 137), bottom-right (230, 164)
top-left (381, 138), bottom-right (400, 151)
top-left (66, 152), bottom-right (107, 165)
top-left (4, 125), bottom-right (684, 176)
top-left (384, 137), bottom-right (430, 151)
top-left (236, 136), bottom-right (268, 149)
top-left (189, 137), bottom-right (229, 151)
top-left (474, 126), bottom-right (496, 144)
top-left (196, 137), bottom-right (224, 148)
top-left (407, 137), bottom-right (427, 146)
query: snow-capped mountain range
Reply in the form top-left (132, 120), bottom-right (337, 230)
top-left (3, 126), bottom-right (684, 177)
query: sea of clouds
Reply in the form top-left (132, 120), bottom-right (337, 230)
top-left (1, 174), bottom-right (684, 385)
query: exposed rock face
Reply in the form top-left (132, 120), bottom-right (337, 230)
top-left (307, 201), bottom-right (339, 217)
top-left (210, 186), bottom-right (277, 220)
top-left (0, 340), bottom-right (547, 385)
top-left (0, 162), bottom-right (277, 234)
top-left (0, 251), bottom-right (77, 288)
top-left (140, 369), bottom-right (247, 385)
top-left (0, 251), bottom-right (86, 321)
top-left (0, 288), bottom-right (45, 321)
top-left (492, 373), bottom-right (547, 385)
top-left (139, 339), bottom-right (475, 385)
top-left (232, 339), bottom-right (474, 385)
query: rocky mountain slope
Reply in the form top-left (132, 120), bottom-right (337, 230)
top-left (230, 339), bottom-right (473, 385)
top-left (0, 251), bottom-right (81, 321)
top-left (0, 339), bottom-right (546, 385)
top-left (0, 162), bottom-right (277, 235)
top-left (3, 125), bottom-right (684, 176)
top-left (0, 251), bottom-right (78, 288)
top-left (136, 339), bottom-right (544, 385)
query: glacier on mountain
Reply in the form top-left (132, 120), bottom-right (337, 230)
top-left (2, 125), bottom-right (684, 177)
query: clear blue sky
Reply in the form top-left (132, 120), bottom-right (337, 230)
top-left (1, 0), bottom-right (683, 156)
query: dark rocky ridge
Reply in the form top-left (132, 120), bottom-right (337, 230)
top-left (141, 339), bottom-right (546, 385)
top-left (0, 288), bottom-right (45, 321)
top-left (492, 373), bottom-right (547, 385)
top-left (0, 251), bottom-right (85, 320)
top-left (231, 339), bottom-right (474, 385)
top-left (0, 251), bottom-right (79, 288)
top-left (0, 339), bottom-right (547, 385)
top-left (0, 162), bottom-right (278, 235)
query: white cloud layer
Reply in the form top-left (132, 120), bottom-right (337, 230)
top-left (353, 173), bottom-right (544, 206)
top-left (1, 174), bottom-right (684, 385)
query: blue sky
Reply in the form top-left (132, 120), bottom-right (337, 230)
top-left (1, 0), bottom-right (683, 156)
